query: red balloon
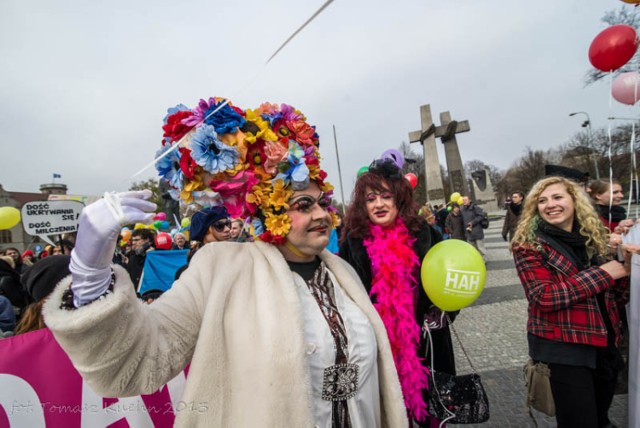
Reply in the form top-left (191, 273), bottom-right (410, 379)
top-left (404, 173), bottom-right (418, 189)
top-left (589, 25), bottom-right (638, 72)
top-left (155, 232), bottom-right (173, 250)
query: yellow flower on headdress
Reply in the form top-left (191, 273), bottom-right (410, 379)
top-left (264, 212), bottom-right (291, 236)
top-left (179, 169), bottom-right (206, 203)
top-left (308, 162), bottom-right (320, 181)
top-left (268, 179), bottom-right (293, 210)
top-left (330, 211), bottom-right (340, 229)
top-left (244, 109), bottom-right (278, 143)
top-left (320, 181), bottom-right (334, 194)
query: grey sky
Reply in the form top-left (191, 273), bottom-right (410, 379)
top-left (1, 0), bottom-right (636, 203)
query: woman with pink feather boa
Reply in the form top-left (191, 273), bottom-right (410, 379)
top-left (339, 157), bottom-right (457, 427)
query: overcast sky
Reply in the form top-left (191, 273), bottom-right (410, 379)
top-left (1, 0), bottom-right (637, 203)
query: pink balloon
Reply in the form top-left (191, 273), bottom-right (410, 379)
top-left (612, 71), bottom-right (640, 105)
top-left (154, 212), bottom-right (167, 221)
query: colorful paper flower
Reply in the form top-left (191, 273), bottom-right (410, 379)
top-left (155, 143), bottom-right (184, 189)
top-left (264, 212), bottom-right (291, 237)
top-left (191, 124), bottom-right (239, 174)
top-left (275, 141), bottom-right (310, 190)
top-left (163, 109), bottom-right (194, 144)
top-left (264, 141), bottom-right (288, 175)
top-left (267, 179), bottom-right (293, 210)
top-left (182, 97), bottom-right (246, 134)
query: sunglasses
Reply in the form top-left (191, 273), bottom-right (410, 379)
top-left (212, 220), bottom-right (231, 232)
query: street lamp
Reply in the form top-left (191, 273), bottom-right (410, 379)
top-left (569, 111), bottom-right (599, 180)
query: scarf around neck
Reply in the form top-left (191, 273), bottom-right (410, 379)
top-left (537, 220), bottom-right (589, 269)
top-left (595, 204), bottom-right (626, 223)
top-left (363, 219), bottom-right (429, 421)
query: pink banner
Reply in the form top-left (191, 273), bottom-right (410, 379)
top-left (0, 328), bottom-right (185, 428)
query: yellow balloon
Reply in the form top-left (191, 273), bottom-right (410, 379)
top-left (421, 240), bottom-right (486, 311)
top-left (457, 196), bottom-right (464, 205)
top-left (0, 207), bottom-right (21, 230)
top-left (134, 223), bottom-right (147, 230)
top-left (450, 192), bottom-right (461, 203)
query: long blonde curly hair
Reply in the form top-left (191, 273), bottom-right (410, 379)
top-left (511, 176), bottom-right (609, 256)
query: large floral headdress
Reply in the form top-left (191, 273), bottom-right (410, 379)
top-left (156, 97), bottom-right (336, 245)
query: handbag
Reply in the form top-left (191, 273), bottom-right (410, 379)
top-left (522, 359), bottom-right (555, 417)
top-left (424, 317), bottom-right (490, 425)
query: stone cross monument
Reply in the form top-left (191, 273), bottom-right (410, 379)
top-left (409, 104), bottom-right (472, 205)
top-left (408, 105), bottom-right (445, 206)
top-left (439, 111), bottom-right (470, 196)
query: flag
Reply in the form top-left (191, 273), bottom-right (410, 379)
top-left (53, 173), bottom-right (61, 179)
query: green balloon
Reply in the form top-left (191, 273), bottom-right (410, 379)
top-left (421, 240), bottom-right (486, 311)
top-left (357, 166), bottom-right (369, 177)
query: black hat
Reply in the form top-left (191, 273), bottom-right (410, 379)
top-left (21, 255), bottom-right (71, 302)
top-left (544, 165), bottom-right (589, 183)
top-left (190, 206), bottom-right (230, 242)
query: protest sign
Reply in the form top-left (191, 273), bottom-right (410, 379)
top-left (21, 201), bottom-right (85, 246)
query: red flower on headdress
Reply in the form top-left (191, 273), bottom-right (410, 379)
top-left (179, 147), bottom-right (198, 180)
top-left (163, 111), bottom-right (194, 144)
top-left (258, 230), bottom-right (286, 246)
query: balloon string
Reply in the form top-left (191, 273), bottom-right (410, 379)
top-left (608, 72), bottom-right (614, 226)
top-left (629, 122), bottom-right (636, 216)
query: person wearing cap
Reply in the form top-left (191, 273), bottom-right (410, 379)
top-left (21, 250), bottom-right (35, 267)
top-left (43, 98), bottom-right (407, 427)
top-left (190, 206), bottom-right (232, 244)
top-left (15, 255), bottom-right (70, 334)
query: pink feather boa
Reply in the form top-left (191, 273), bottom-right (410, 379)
top-left (364, 220), bottom-right (430, 421)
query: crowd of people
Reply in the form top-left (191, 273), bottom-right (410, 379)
top-left (1, 95), bottom-right (639, 427)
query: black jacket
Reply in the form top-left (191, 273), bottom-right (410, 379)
top-left (339, 219), bottom-right (456, 375)
top-left (0, 259), bottom-right (30, 314)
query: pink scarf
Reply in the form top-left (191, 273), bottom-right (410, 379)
top-left (364, 220), bottom-right (429, 421)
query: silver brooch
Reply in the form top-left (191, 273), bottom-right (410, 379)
top-left (321, 363), bottom-right (359, 401)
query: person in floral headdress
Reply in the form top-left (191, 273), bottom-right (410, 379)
top-left (43, 98), bottom-right (408, 427)
top-left (339, 155), bottom-right (457, 426)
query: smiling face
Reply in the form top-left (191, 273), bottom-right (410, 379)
top-left (230, 221), bottom-right (242, 239)
top-left (594, 183), bottom-right (623, 206)
top-left (280, 181), bottom-right (332, 262)
top-left (537, 183), bottom-right (575, 232)
top-left (365, 185), bottom-right (398, 228)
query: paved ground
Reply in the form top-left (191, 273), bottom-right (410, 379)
top-left (447, 217), bottom-right (628, 427)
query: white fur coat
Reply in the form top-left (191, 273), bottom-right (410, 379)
top-left (44, 241), bottom-right (408, 427)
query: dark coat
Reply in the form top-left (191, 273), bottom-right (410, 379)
top-left (0, 259), bottom-right (30, 314)
top-left (501, 203), bottom-right (522, 240)
top-left (445, 211), bottom-right (465, 240)
top-left (339, 219), bottom-right (456, 375)
top-left (460, 203), bottom-right (485, 241)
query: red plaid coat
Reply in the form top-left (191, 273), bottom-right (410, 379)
top-left (513, 238), bottom-right (630, 347)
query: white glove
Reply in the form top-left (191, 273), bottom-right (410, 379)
top-left (71, 190), bottom-right (156, 306)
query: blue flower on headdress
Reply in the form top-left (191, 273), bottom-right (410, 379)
top-left (203, 99), bottom-right (246, 134)
top-left (155, 143), bottom-right (184, 189)
top-left (191, 124), bottom-right (239, 174)
top-left (275, 141), bottom-right (310, 190)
